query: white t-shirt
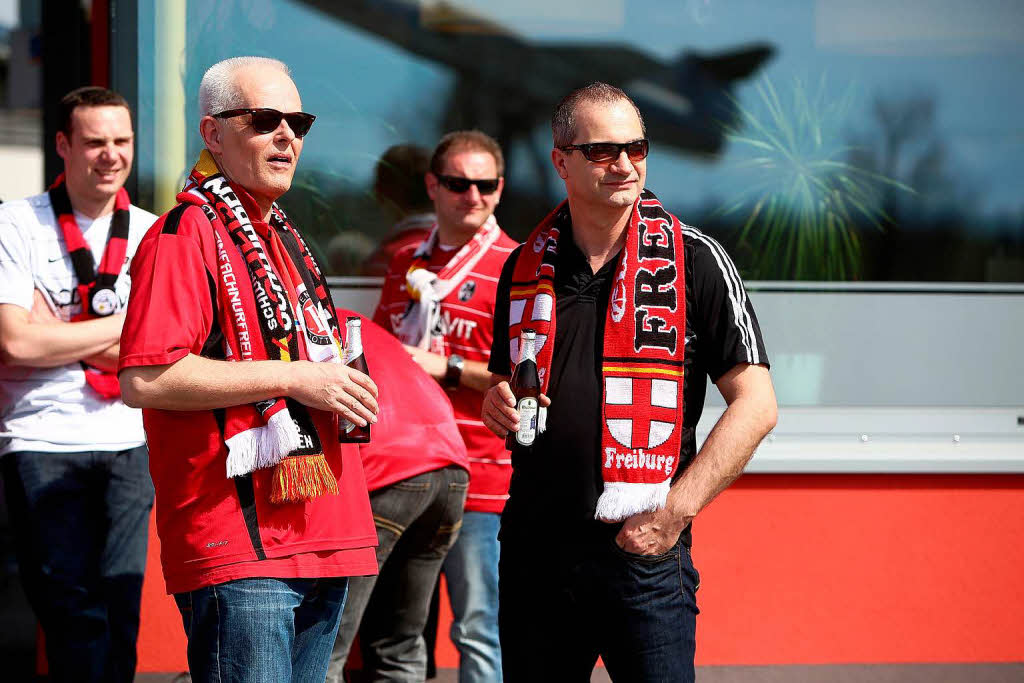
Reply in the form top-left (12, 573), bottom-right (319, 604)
top-left (0, 191), bottom-right (156, 454)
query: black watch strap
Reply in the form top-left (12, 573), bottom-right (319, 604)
top-left (444, 354), bottom-right (464, 388)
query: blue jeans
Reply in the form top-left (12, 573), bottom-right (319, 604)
top-left (329, 465), bottom-right (468, 682)
top-left (498, 524), bottom-right (699, 682)
top-left (443, 510), bottom-right (502, 683)
top-left (1, 447), bottom-right (153, 683)
top-left (174, 577), bottom-right (349, 683)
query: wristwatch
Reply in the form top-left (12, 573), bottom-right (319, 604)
top-left (444, 354), bottom-right (465, 388)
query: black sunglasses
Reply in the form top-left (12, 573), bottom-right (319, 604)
top-left (558, 139), bottom-right (649, 163)
top-left (213, 108), bottom-right (317, 138)
top-left (436, 174), bottom-right (501, 195)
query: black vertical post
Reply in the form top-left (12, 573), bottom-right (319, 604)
top-left (42, 1), bottom-right (91, 184)
top-left (108, 0), bottom-right (140, 203)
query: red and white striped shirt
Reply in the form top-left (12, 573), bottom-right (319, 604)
top-left (374, 230), bottom-right (517, 513)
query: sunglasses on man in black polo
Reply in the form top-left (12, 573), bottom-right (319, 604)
top-left (435, 174), bottom-right (501, 195)
top-left (213, 108), bottom-right (317, 138)
top-left (557, 139), bottom-right (650, 163)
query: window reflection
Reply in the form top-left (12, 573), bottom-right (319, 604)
top-left (138, 0), bottom-right (1023, 282)
top-left (0, 1), bottom-right (43, 201)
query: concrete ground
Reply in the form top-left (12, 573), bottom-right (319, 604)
top-left (130, 664), bottom-right (1024, 682)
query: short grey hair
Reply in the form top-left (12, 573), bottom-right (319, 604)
top-left (198, 56), bottom-right (291, 118)
top-left (551, 82), bottom-right (645, 148)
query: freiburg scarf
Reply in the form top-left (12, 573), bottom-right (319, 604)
top-left (507, 190), bottom-right (687, 522)
top-left (180, 151), bottom-right (345, 504)
top-left (396, 215), bottom-right (501, 352)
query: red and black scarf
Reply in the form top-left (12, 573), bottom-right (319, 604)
top-left (180, 151), bottom-right (345, 504)
top-left (508, 189), bottom-right (687, 521)
top-left (48, 173), bottom-right (130, 399)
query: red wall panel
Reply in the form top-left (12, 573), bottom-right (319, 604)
top-left (693, 474), bottom-right (1024, 664)
top-left (132, 473), bottom-right (1024, 671)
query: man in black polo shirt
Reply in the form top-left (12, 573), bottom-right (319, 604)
top-left (482, 83), bottom-right (777, 682)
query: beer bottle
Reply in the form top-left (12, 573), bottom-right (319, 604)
top-left (506, 328), bottom-right (540, 450)
top-left (339, 316), bottom-right (371, 443)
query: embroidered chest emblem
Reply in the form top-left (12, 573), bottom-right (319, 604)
top-left (458, 280), bottom-right (476, 302)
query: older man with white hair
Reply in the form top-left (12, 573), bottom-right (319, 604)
top-left (118, 56), bottom-right (380, 682)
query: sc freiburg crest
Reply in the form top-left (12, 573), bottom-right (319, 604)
top-left (458, 280), bottom-right (476, 302)
top-left (610, 246), bottom-right (627, 323)
top-left (299, 289), bottom-right (331, 345)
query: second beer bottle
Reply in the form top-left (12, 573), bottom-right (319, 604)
top-left (506, 328), bottom-right (540, 450)
top-left (339, 316), bottom-right (371, 443)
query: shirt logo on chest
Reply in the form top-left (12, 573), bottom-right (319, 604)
top-left (457, 280), bottom-right (476, 302)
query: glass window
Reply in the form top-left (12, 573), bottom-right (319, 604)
top-left (0, 0), bottom-right (43, 201)
top-left (133, 0), bottom-right (1024, 282)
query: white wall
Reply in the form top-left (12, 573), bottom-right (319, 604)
top-left (743, 284), bottom-right (1024, 408)
top-left (330, 279), bottom-right (1024, 472)
top-left (0, 146), bottom-right (43, 201)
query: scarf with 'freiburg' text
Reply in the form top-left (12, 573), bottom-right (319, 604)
top-left (507, 189), bottom-right (687, 522)
top-left (179, 150), bottom-right (345, 504)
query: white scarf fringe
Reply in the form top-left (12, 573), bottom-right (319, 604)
top-left (594, 479), bottom-right (672, 522)
top-left (224, 409), bottom-right (303, 478)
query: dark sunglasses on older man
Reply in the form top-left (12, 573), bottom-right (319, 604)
top-left (558, 138), bottom-right (649, 163)
top-left (213, 107), bottom-right (317, 138)
top-left (436, 174), bottom-right (501, 195)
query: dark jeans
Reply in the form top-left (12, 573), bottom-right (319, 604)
top-left (498, 524), bottom-right (700, 683)
top-left (175, 577), bottom-right (349, 683)
top-left (2, 446), bottom-right (154, 683)
top-left (328, 465), bottom-right (468, 682)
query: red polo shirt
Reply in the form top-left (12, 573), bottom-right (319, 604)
top-left (119, 187), bottom-right (377, 594)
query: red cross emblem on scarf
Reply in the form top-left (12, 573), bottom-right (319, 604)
top-left (604, 377), bottom-right (678, 449)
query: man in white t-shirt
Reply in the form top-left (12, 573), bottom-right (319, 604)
top-left (0, 87), bottom-right (156, 683)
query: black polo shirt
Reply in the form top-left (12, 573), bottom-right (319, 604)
top-left (489, 209), bottom-right (768, 547)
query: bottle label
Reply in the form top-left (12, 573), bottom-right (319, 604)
top-left (516, 397), bottom-right (539, 446)
top-left (344, 346), bottom-right (363, 366)
top-left (344, 321), bottom-right (362, 365)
